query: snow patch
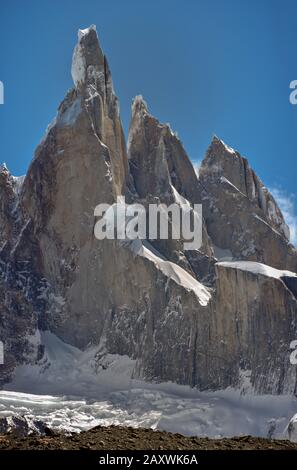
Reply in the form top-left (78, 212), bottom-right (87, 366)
top-left (71, 42), bottom-right (86, 87)
top-left (7, 331), bottom-right (136, 398)
top-left (171, 185), bottom-right (191, 207)
top-left (10, 219), bottom-right (31, 257)
top-left (57, 97), bottom-right (82, 127)
top-left (78, 25), bottom-right (97, 40)
top-left (220, 139), bottom-right (237, 155)
top-left (12, 175), bottom-right (25, 195)
top-left (131, 95), bottom-right (148, 116)
top-left (217, 260), bottom-right (297, 279)
top-left (130, 239), bottom-right (211, 306)
top-left (220, 176), bottom-right (239, 192)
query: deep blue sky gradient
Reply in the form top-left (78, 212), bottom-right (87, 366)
top-left (0, 0), bottom-right (296, 239)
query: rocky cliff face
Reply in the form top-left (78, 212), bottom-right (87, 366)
top-left (199, 137), bottom-right (297, 271)
top-left (0, 25), bottom-right (297, 394)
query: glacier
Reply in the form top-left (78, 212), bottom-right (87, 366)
top-left (1, 330), bottom-right (296, 440)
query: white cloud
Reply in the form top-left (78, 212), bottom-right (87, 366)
top-left (270, 188), bottom-right (297, 246)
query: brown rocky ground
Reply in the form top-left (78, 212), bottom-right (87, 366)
top-left (0, 425), bottom-right (297, 450)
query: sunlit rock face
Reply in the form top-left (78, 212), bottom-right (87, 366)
top-left (0, 26), bottom-right (297, 395)
top-left (127, 95), bottom-right (215, 285)
top-left (199, 136), bottom-right (297, 272)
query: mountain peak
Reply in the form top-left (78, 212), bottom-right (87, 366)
top-left (0, 162), bottom-right (8, 174)
top-left (71, 24), bottom-right (105, 89)
top-left (209, 135), bottom-right (237, 155)
top-left (131, 95), bottom-right (149, 117)
top-left (1, 26), bottom-right (297, 406)
top-left (77, 24), bottom-right (97, 40)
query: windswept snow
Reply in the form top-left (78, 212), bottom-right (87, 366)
top-left (2, 331), bottom-right (297, 439)
top-left (72, 25), bottom-right (98, 88)
top-left (220, 176), bottom-right (238, 191)
top-left (220, 176), bottom-right (246, 197)
top-left (219, 138), bottom-right (237, 155)
top-left (253, 213), bottom-right (282, 237)
top-left (217, 261), bottom-right (297, 279)
top-left (57, 97), bottom-right (82, 127)
top-left (12, 175), bottom-right (25, 195)
top-left (131, 95), bottom-right (148, 115)
top-left (71, 42), bottom-right (86, 87)
top-left (130, 239), bottom-right (211, 306)
top-left (78, 24), bottom-right (97, 40)
top-left (171, 184), bottom-right (191, 207)
top-left (7, 331), bottom-right (137, 398)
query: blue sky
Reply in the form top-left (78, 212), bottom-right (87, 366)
top-left (0, 0), bottom-right (296, 242)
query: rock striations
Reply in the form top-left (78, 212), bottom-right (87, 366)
top-left (0, 26), bottom-right (297, 395)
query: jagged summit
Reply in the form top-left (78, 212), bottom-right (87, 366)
top-left (200, 134), bottom-right (291, 244)
top-left (70, 24), bottom-right (119, 126)
top-left (71, 24), bottom-right (105, 89)
top-left (0, 27), bottom-right (297, 398)
top-left (78, 24), bottom-right (97, 40)
top-left (0, 163), bottom-right (9, 174)
top-left (209, 135), bottom-right (237, 153)
top-left (130, 94), bottom-right (177, 138)
top-left (128, 93), bottom-right (201, 205)
top-left (131, 95), bottom-right (149, 115)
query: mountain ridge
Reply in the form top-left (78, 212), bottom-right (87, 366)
top-left (0, 25), bottom-right (296, 397)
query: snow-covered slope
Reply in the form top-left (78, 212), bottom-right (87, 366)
top-left (1, 388), bottom-right (296, 439)
top-left (1, 330), bottom-right (296, 439)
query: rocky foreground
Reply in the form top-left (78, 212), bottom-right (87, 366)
top-left (0, 426), bottom-right (297, 450)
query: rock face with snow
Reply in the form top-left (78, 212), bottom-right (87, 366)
top-left (214, 262), bottom-right (297, 393)
top-left (199, 137), bottom-right (297, 272)
top-left (0, 166), bottom-right (41, 386)
top-left (0, 415), bottom-right (49, 437)
top-left (288, 413), bottom-right (297, 442)
top-left (127, 95), bottom-right (215, 284)
top-left (0, 25), bottom-right (297, 395)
